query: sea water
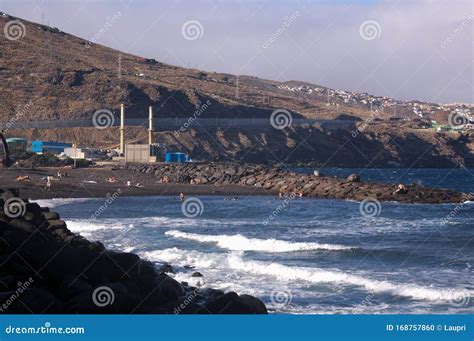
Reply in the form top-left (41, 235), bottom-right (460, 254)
top-left (35, 168), bottom-right (474, 314)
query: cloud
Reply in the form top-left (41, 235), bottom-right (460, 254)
top-left (1, 0), bottom-right (472, 103)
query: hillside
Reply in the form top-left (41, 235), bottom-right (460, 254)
top-left (1, 13), bottom-right (473, 167)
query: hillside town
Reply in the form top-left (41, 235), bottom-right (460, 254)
top-left (277, 84), bottom-right (474, 124)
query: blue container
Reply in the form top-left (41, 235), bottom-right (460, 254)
top-left (31, 141), bottom-right (72, 154)
top-left (165, 152), bottom-right (189, 163)
top-left (164, 152), bottom-right (174, 163)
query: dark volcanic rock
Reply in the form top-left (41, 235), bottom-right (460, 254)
top-left (127, 163), bottom-right (467, 204)
top-left (0, 189), bottom-right (267, 314)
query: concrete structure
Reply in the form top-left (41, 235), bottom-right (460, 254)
top-left (148, 106), bottom-right (153, 146)
top-left (125, 144), bottom-right (158, 163)
top-left (64, 147), bottom-right (101, 160)
top-left (120, 104), bottom-right (125, 155)
top-left (31, 141), bottom-right (72, 154)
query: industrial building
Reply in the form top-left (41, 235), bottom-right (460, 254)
top-left (63, 147), bottom-right (102, 160)
top-left (31, 141), bottom-right (72, 154)
top-left (6, 138), bottom-right (27, 158)
top-left (125, 144), bottom-right (159, 163)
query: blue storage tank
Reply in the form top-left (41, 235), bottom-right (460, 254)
top-left (165, 152), bottom-right (190, 163)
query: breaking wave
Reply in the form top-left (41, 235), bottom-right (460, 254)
top-left (143, 247), bottom-right (472, 302)
top-left (165, 230), bottom-right (352, 252)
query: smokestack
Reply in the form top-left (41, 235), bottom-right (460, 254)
top-left (148, 106), bottom-right (153, 145)
top-left (120, 104), bottom-right (125, 155)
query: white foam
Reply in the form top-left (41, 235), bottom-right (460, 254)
top-left (142, 248), bottom-right (472, 302)
top-left (32, 198), bottom-right (96, 208)
top-left (165, 230), bottom-right (352, 252)
top-left (65, 220), bottom-right (132, 232)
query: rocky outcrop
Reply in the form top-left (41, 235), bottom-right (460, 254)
top-left (127, 163), bottom-right (468, 204)
top-left (0, 189), bottom-right (267, 314)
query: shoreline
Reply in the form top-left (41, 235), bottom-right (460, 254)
top-left (1, 164), bottom-right (469, 203)
top-left (0, 188), bottom-right (268, 314)
top-left (0, 167), bottom-right (276, 200)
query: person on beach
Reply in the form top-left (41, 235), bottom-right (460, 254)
top-left (393, 183), bottom-right (408, 195)
top-left (179, 193), bottom-right (186, 201)
top-left (46, 176), bottom-right (52, 190)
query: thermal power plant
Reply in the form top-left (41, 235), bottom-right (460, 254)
top-left (122, 104), bottom-right (159, 164)
top-left (120, 103), bottom-right (125, 155)
top-left (148, 106), bottom-right (153, 146)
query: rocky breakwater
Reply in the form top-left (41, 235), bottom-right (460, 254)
top-left (0, 189), bottom-right (267, 314)
top-left (127, 163), bottom-right (468, 204)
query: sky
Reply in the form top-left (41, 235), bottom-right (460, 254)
top-left (1, 0), bottom-right (473, 104)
